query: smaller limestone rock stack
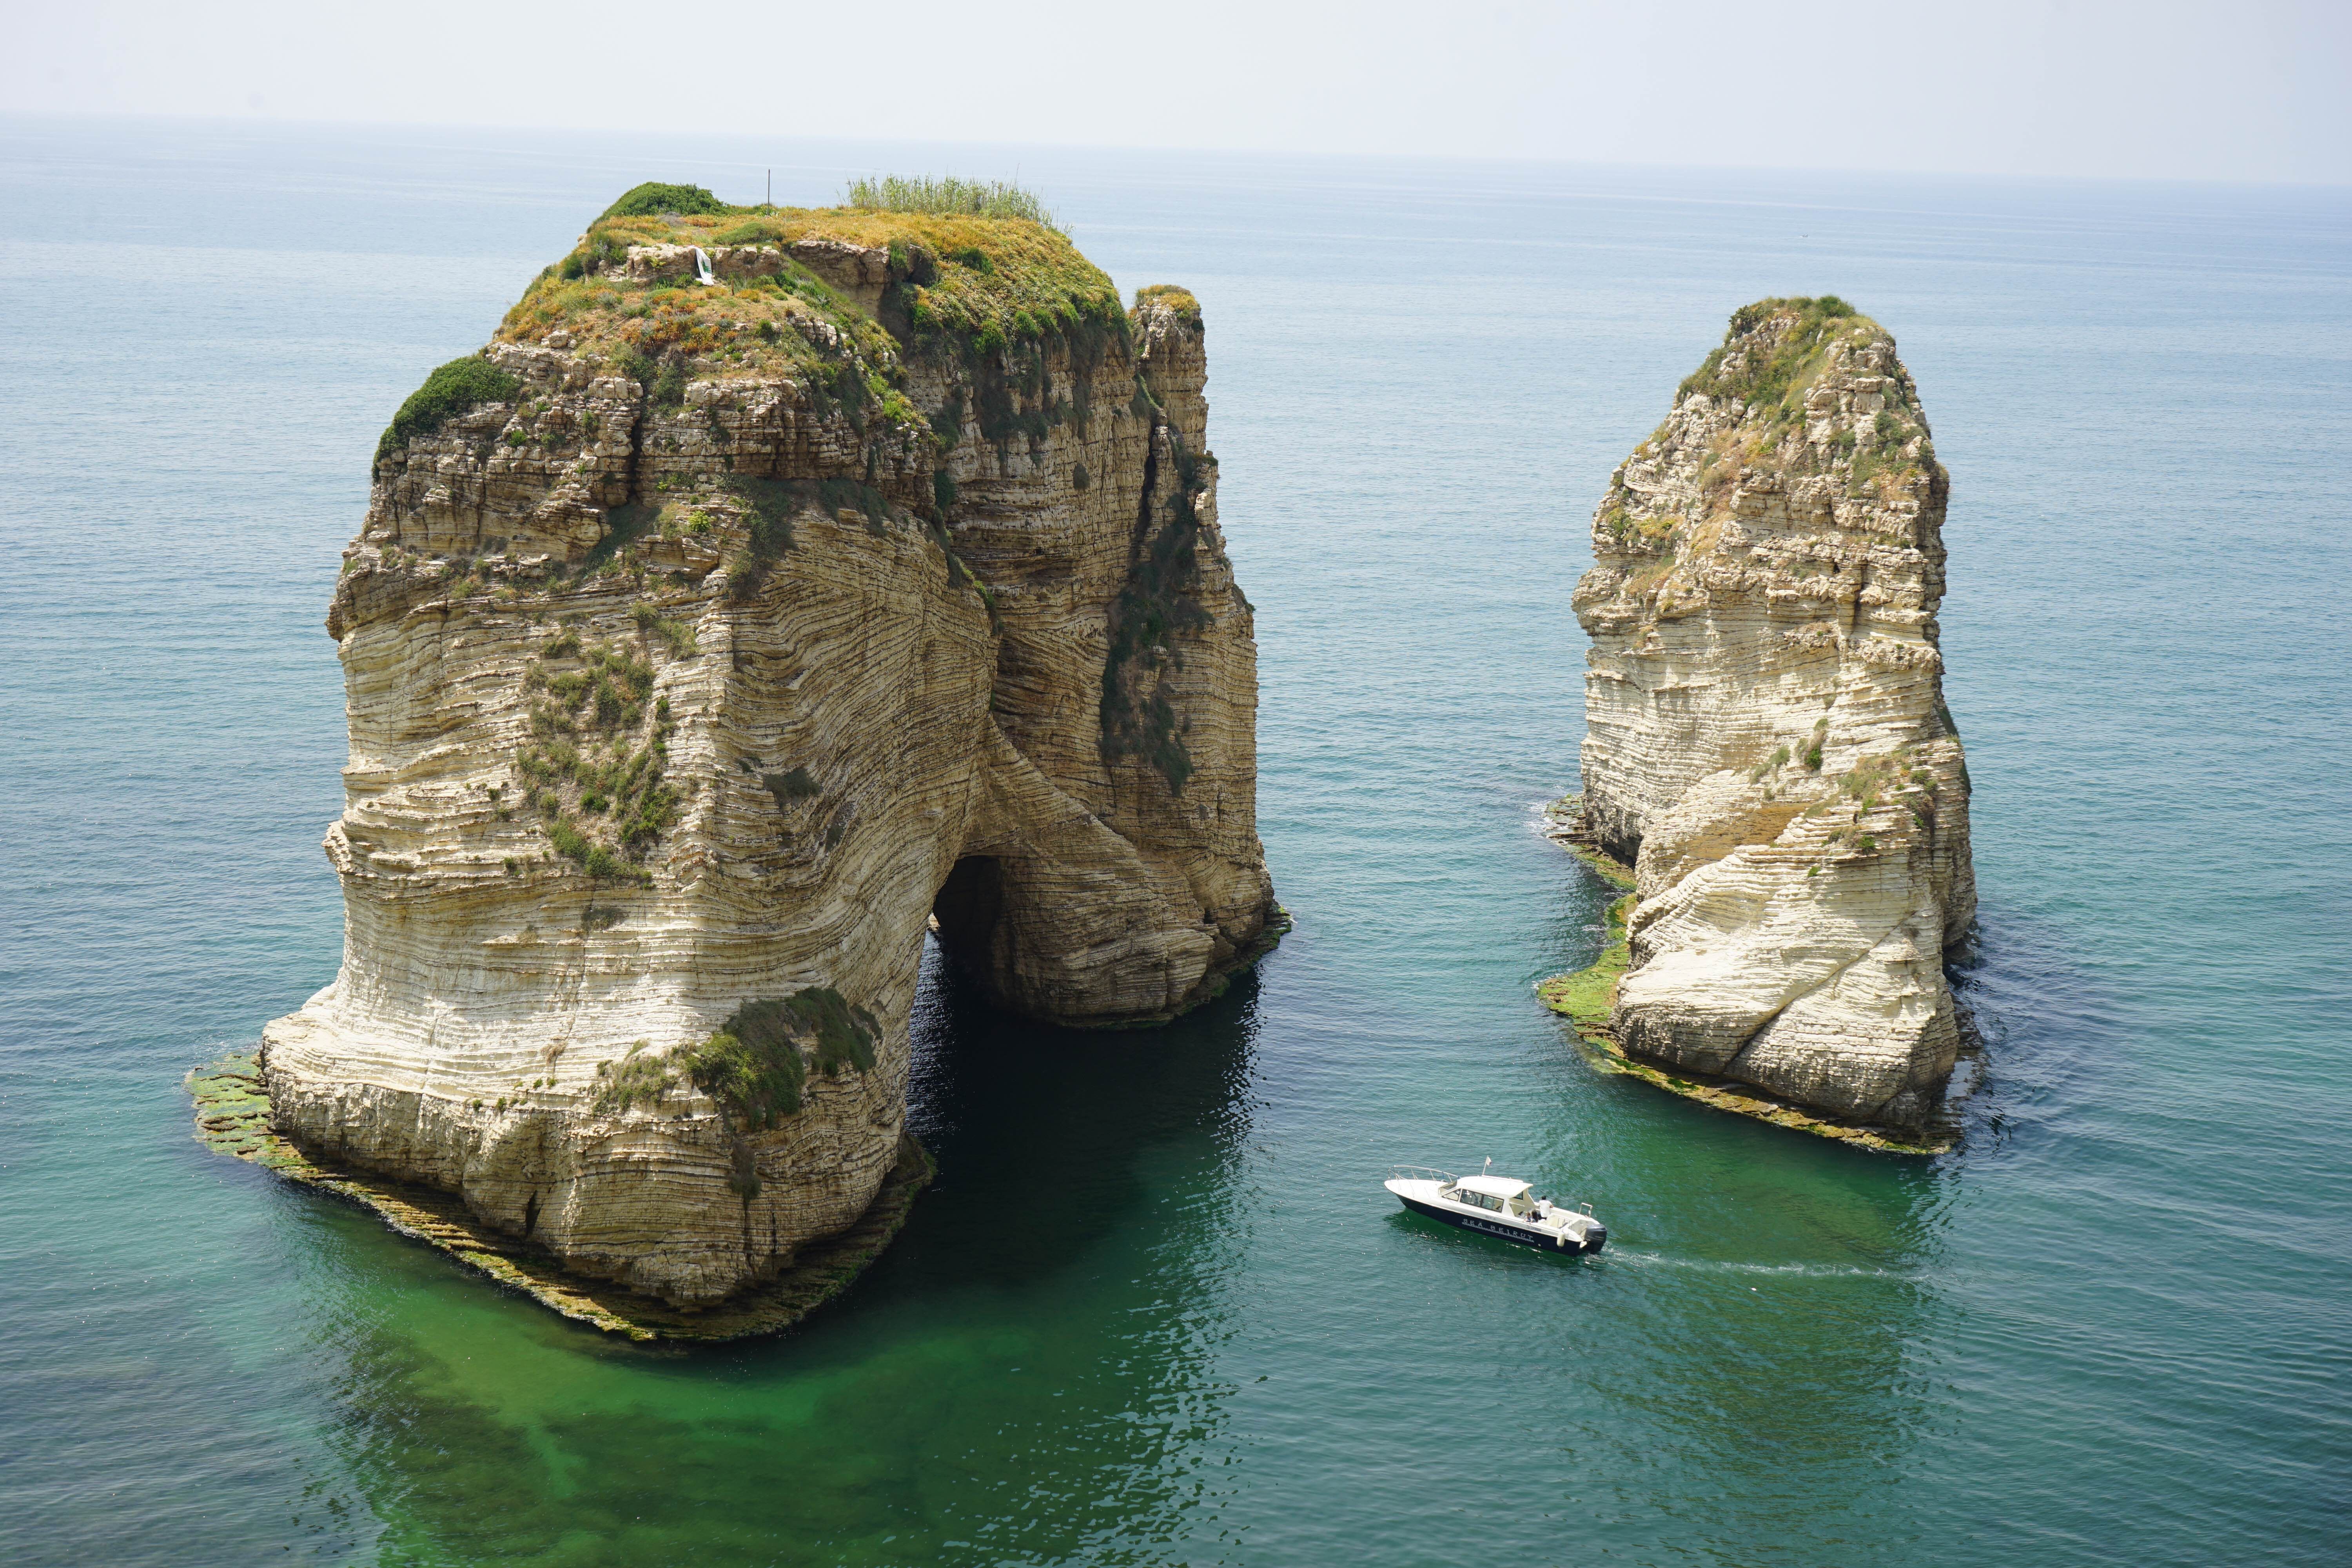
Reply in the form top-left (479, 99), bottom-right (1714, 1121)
top-left (1569, 297), bottom-right (1975, 1131)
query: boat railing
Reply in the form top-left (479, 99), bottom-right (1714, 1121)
top-left (1388, 1165), bottom-right (1457, 1185)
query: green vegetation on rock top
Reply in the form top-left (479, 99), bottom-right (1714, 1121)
top-left (375, 355), bottom-right (519, 465)
top-left (1593, 293), bottom-right (1941, 573)
top-left (373, 182), bottom-right (1156, 489)
top-left (496, 181), bottom-right (1123, 379)
top-left (1134, 283), bottom-right (1202, 325)
top-left (601, 182), bottom-right (731, 220)
top-left (844, 174), bottom-right (1062, 233)
top-left (1677, 295), bottom-right (1880, 409)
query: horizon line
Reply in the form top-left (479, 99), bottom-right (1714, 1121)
top-left (5, 110), bottom-right (2348, 195)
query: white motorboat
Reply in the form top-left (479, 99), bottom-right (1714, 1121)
top-left (1385, 1163), bottom-right (1606, 1254)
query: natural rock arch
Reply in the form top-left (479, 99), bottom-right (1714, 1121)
top-left (259, 200), bottom-right (1275, 1308)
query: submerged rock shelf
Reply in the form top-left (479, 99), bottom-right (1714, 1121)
top-left (187, 1053), bottom-right (932, 1341)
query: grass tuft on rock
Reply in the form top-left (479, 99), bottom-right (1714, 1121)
top-left (844, 174), bottom-right (1063, 233)
top-left (522, 630), bottom-right (679, 882)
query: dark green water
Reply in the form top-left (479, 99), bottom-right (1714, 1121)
top-left (2, 120), bottom-right (2346, 1565)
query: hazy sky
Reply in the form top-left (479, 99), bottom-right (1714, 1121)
top-left (10, 0), bottom-right (2348, 183)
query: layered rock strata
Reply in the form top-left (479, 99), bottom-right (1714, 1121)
top-left (261, 187), bottom-right (1276, 1308)
top-left (1568, 297), bottom-right (1974, 1129)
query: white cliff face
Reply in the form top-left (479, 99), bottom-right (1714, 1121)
top-left (261, 204), bottom-right (1274, 1308)
top-left (1571, 298), bottom-right (1975, 1129)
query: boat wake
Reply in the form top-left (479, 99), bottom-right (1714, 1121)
top-left (1604, 1250), bottom-right (1914, 1280)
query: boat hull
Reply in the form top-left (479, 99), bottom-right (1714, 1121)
top-left (1397, 1194), bottom-right (1606, 1255)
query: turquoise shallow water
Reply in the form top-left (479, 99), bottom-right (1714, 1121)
top-left (2, 119), bottom-right (2347, 1566)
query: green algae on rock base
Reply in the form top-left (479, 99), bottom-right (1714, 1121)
top-left (1534, 796), bottom-right (1953, 1157)
top-left (1537, 891), bottom-right (1635, 1036)
top-left (186, 1053), bottom-right (933, 1341)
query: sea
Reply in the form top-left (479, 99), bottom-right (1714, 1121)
top-left (2, 117), bottom-right (2346, 1567)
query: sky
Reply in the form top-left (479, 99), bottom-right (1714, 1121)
top-left (7, 0), bottom-right (2348, 184)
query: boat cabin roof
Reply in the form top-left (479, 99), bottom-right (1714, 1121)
top-left (1453, 1175), bottom-right (1532, 1198)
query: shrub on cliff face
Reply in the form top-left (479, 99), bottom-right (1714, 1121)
top-left (761, 766), bottom-right (820, 809)
top-left (721, 478), bottom-right (804, 597)
top-left (676, 989), bottom-right (880, 1131)
top-left (629, 603), bottom-right (698, 656)
top-left (550, 818), bottom-right (637, 882)
top-left (526, 633), bottom-right (676, 880)
top-left (375, 355), bottom-right (520, 465)
top-left (592, 1042), bottom-right (675, 1113)
top-left (649, 358), bottom-right (688, 410)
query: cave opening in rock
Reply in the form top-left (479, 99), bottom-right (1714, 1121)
top-left (931, 855), bottom-right (1005, 976)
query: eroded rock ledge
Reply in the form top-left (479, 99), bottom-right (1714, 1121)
top-left (256, 187), bottom-right (1278, 1311)
top-left (1550, 297), bottom-right (1975, 1135)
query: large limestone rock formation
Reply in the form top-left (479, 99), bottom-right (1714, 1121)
top-left (260, 188), bottom-right (1276, 1307)
top-left (1570, 297), bottom-right (1974, 1129)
